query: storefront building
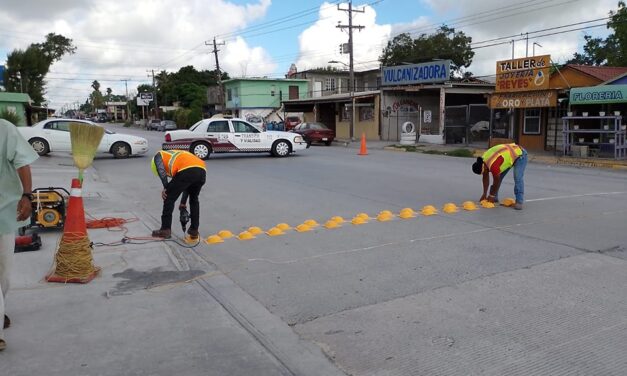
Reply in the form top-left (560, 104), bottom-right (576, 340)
top-left (380, 61), bottom-right (494, 145)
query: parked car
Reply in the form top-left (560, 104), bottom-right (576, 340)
top-left (17, 118), bottom-right (148, 159)
top-left (291, 122), bottom-right (335, 146)
top-left (163, 118), bottom-right (308, 159)
top-left (285, 116), bottom-right (302, 131)
top-left (147, 119), bottom-right (162, 130)
top-left (158, 120), bottom-right (177, 132)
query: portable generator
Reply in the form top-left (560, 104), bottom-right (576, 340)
top-left (19, 187), bottom-right (69, 234)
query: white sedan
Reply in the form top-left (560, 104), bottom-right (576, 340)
top-left (18, 118), bottom-right (148, 158)
top-left (163, 118), bottom-right (308, 159)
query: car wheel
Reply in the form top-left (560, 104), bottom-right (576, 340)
top-left (111, 142), bottom-right (131, 159)
top-left (271, 140), bottom-right (291, 157)
top-left (191, 142), bottom-right (211, 160)
top-left (325, 140), bottom-right (333, 146)
top-left (30, 138), bottom-right (50, 156)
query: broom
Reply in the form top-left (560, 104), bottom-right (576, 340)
top-left (70, 122), bottom-right (104, 181)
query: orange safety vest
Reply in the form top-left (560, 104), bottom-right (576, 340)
top-left (158, 150), bottom-right (206, 177)
top-left (482, 143), bottom-right (523, 174)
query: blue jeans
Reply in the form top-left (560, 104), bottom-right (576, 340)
top-left (498, 150), bottom-right (527, 204)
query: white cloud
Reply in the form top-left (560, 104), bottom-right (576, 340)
top-left (295, 2), bottom-right (391, 72)
top-left (0, 0), bottom-right (274, 109)
top-left (222, 37), bottom-right (278, 77)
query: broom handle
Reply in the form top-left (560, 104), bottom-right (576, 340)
top-left (78, 169), bottom-right (84, 183)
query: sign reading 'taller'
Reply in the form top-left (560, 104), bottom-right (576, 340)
top-left (495, 55), bottom-right (550, 93)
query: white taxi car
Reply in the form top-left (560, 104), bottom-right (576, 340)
top-left (18, 118), bottom-right (148, 158)
top-left (163, 118), bottom-right (308, 159)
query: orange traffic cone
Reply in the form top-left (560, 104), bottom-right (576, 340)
top-left (358, 132), bottom-right (368, 156)
top-left (46, 178), bottom-right (100, 283)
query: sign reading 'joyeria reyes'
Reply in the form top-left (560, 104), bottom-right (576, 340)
top-left (495, 55), bottom-right (550, 93)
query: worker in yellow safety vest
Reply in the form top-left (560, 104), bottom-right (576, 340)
top-left (151, 150), bottom-right (206, 239)
top-left (472, 143), bottom-right (527, 210)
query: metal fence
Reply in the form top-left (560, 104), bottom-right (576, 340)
top-left (444, 104), bottom-right (491, 145)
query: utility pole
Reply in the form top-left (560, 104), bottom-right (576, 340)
top-left (337, 0), bottom-right (364, 141)
top-left (121, 79), bottom-right (130, 121)
top-left (206, 37), bottom-right (226, 112)
top-left (147, 69), bottom-right (159, 118)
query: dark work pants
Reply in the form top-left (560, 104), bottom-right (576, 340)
top-left (161, 167), bottom-right (206, 232)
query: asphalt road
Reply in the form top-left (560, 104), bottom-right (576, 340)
top-left (87, 123), bottom-right (627, 375)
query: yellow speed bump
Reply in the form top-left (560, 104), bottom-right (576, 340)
top-left (330, 216), bottom-right (345, 224)
top-left (351, 216), bottom-right (367, 225)
top-left (324, 220), bottom-right (341, 229)
top-left (217, 230), bottom-right (234, 239)
top-left (205, 235), bottom-right (224, 244)
top-left (442, 203), bottom-right (459, 214)
top-left (247, 226), bottom-right (263, 235)
top-left (379, 210), bottom-right (393, 217)
top-left (356, 212), bottom-right (370, 220)
top-left (238, 231), bottom-right (255, 240)
top-left (377, 212), bottom-right (393, 222)
top-left (276, 223), bottom-right (291, 231)
top-left (480, 200), bottom-right (496, 208)
top-left (462, 201), bottom-right (478, 211)
top-left (421, 205), bottom-right (438, 216)
top-left (303, 219), bottom-right (319, 228)
top-left (266, 227), bottom-right (285, 236)
top-left (501, 197), bottom-right (516, 207)
top-left (399, 208), bottom-right (416, 219)
top-left (295, 223), bottom-right (312, 232)
top-left (184, 235), bottom-right (201, 245)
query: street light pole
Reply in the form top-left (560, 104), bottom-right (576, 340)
top-left (533, 42), bottom-right (542, 56)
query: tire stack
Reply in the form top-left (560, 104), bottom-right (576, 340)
top-left (399, 121), bottom-right (417, 145)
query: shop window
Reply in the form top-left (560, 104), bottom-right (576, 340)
top-left (359, 106), bottom-right (374, 121)
top-left (227, 89), bottom-right (232, 101)
top-left (523, 108), bottom-right (541, 135)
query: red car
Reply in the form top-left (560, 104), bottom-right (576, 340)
top-left (284, 116), bottom-right (302, 131)
top-left (292, 122), bottom-right (335, 146)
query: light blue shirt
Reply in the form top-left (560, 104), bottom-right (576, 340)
top-left (0, 119), bottom-right (39, 234)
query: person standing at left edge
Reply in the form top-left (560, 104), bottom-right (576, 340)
top-left (0, 119), bottom-right (39, 351)
top-left (472, 143), bottom-right (527, 210)
top-left (151, 150), bottom-right (206, 240)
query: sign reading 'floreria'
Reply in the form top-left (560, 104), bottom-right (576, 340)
top-left (570, 85), bottom-right (627, 104)
top-left (381, 60), bottom-right (451, 86)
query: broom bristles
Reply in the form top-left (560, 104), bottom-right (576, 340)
top-left (70, 122), bottom-right (104, 170)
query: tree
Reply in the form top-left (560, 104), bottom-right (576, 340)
top-left (380, 26), bottom-right (474, 76)
top-left (90, 80), bottom-right (104, 110)
top-left (567, 1), bottom-right (627, 66)
top-left (3, 33), bottom-right (76, 104)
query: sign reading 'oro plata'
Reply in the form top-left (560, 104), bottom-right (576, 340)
top-left (489, 90), bottom-right (557, 109)
top-left (495, 55), bottom-right (550, 93)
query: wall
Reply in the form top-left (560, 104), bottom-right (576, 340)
top-left (549, 67), bottom-right (602, 90)
top-left (225, 80), bottom-right (309, 109)
top-left (335, 95), bottom-right (380, 140)
top-left (380, 91), bottom-right (440, 142)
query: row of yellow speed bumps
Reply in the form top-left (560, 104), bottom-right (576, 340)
top-left (204, 198), bottom-right (516, 245)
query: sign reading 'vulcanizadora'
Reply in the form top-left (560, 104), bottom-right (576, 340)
top-left (381, 60), bottom-right (451, 86)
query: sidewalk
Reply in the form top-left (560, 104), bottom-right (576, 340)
top-left (372, 141), bottom-right (627, 170)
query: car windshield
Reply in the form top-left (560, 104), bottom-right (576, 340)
top-left (310, 123), bottom-right (328, 130)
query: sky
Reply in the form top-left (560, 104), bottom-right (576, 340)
top-left (0, 0), bottom-right (619, 111)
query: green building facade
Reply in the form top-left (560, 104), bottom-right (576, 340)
top-left (223, 78), bottom-right (309, 113)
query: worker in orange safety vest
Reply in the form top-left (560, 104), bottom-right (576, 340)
top-left (472, 143), bottom-right (527, 210)
top-left (151, 150), bottom-right (206, 239)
